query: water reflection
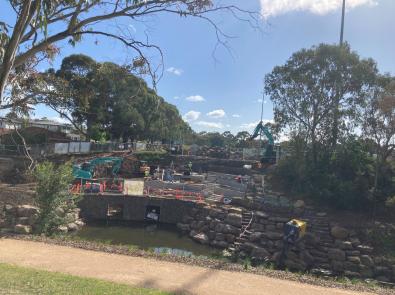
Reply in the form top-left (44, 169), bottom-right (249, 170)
top-left (75, 221), bottom-right (218, 257)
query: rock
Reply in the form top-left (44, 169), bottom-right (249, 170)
top-left (269, 217), bottom-right (289, 223)
top-left (285, 259), bottom-right (306, 272)
top-left (356, 245), bottom-right (373, 254)
top-left (328, 249), bottom-right (346, 261)
top-left (67, 223), bottom-right (79, 232)
top-left (65, 212), bottom-right (77, 223)
top-left (375, 266), bottom-right (391, 277)
top-left (214, 223), bottom-right (226, 233)
top-left (330, 226), bottom-right (349, 240)
top-left (16, 217), bottom-right (30, 226)
top-left (215, 233), bottom-right (225, 241)
top-left (57, 225), bottom-right (68, 233)
top-left (4, 204), bottom-right (15, 213)
top-left (294, 200), bottom-right (305, 209)
top-left (14, 224), bottom-right (32, 234)
top-left (344, 271), bottom-right (361, 278)
top-left (361, 255), bottom-right (374, 267)
top-left (345, 250), bottom-right (360, 256)
top-left (225, 213), bottom-right (242, 227)
top-left (193, 233), bottom-right (209, 245)
top-left (208, 230), bottom-right (216, 240)
top-left (263, 231), bottom-right (283, 240)
top-left (249, 232), bottom-right (262, 242)
top-left (75, 220), bottom-right (85, 228)
top-left (226, 234), bottom-right (235, 243)
top-left (350, 237), bottom-right (361, 247)
top-left (228, 207), bottom-right (242, 214)
top-left (335, 240), bottom-right (353, 250)
top-left (332, 261), bottom-right (344, 272)
top-left (347, 256), bottom-right (361, 264)
top-left (360, 265), bottom-right (373, 277)
top-left (344, 262), bottom-right (360, 272)
top-left (55, 207), bottom-right (65, 217)
top-left (301, 250), bottom-right (315, 266)
top-left (251, 247), bottom-right (270, 259)
top-left (0, 228), bottom-right (13, 234)
top-left (304, 232), bottom-right (318, 245)
top-left (223, 224), bottom-right (240, 235)
top-left (16, 205), bottom-right (39, 217)
top-left (177, 223), bottom-right (190, 231)
top-left (211, 240), bottom-right (228, 248)
top-left (255, 211), bottom-right (268, 219)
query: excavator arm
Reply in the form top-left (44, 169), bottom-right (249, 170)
top-left (249, 121), bottom-right (274, 145)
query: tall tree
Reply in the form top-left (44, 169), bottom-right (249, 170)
top-left (265, 43), bottom-right (378, 165)
top-left (363, 78), bottom-right (395, 201)
top-left (0, 0), bottom-right (260, 110)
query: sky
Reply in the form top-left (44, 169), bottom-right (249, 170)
top-left (1, 0), bottom-right (394, 134)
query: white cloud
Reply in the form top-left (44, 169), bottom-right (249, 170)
top-left (173, 96), bottom-right (180, 100)
top-left (207, 109), bottom-right (226, 119)
top-left (260, 0), bottom-right (377, 18)
top-left (186, 95), bottom-right (205, 102)
top-left (240, 119), bottom-right (274, 130)
top-left (232, 114), bottom-right (241, 118)
top-left (183, 110), bottom-right (201, 122)
top-left (166, 67), bottom-right (183, 76)
top-left (196, 121), bottom-right (224, 129)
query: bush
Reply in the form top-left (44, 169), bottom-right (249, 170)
top-left (273, 137), bottom-right (383, 211)
top-left (34, 162), bottom-right (77, 235)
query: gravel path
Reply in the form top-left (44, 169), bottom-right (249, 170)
top-left (0, 238), bottom-right (375, 295)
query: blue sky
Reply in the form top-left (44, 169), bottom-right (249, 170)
top-left (1, 0), bottom-right (394, 134)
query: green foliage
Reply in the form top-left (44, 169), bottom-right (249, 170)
top-left (34, 162), bottom-right (76, 235)
top-left (274, 136), bottom-right (386, 211)
top-left (42, 54), bottom-right (192, 142)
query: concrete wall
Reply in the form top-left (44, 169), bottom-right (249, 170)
top-left (79, 195), bottom-right (196, 224)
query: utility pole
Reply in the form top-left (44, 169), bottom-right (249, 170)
top-left (340, 0), bottom-right (346, 45)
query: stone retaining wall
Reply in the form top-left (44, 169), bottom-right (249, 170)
top-left (177, 203), bottom-right (395, 283)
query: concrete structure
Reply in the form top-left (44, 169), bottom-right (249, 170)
top-left (79, 195), bottom-right (195, 224)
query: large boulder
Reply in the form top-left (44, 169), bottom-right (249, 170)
top-left (225, 213), bottom-right (242, 227)
top-left (14, 224), bottom-right (32, 234)
top-left (16, 205), bottom-right (39, 217)
top-left (330, 226), bottom-right (349, 240)
top-left (192, 232), bottom-right (209, 245)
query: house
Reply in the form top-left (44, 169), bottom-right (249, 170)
top-left (0, 117), bottom-right (82, 141)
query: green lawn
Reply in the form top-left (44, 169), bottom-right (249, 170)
top-left (0, 263), bottom-right (171, 295)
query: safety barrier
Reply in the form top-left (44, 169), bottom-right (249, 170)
top-left (70, 178), bottom-right (125, 194)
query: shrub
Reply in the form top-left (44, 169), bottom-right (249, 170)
top-left (34, 162), bottom-right (77, 235)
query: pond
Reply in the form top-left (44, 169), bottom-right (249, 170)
top-left (75, 221), bottom-right (220, 257)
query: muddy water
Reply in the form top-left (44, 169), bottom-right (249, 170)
top-left (75, 221), bottom-right (219, 257)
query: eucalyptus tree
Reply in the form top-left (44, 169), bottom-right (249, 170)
top-left (0, 0), bottom-right (260, 112)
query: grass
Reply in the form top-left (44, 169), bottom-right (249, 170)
top-left (0, 263), bottom-right (171, 295)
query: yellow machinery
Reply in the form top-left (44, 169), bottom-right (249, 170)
top-left (279, 219), bottom-right (307, 267)
top-left (284, 219), bottom-right (306, 242)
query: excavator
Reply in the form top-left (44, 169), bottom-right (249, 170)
top-left (73, 157), bottom-right (123, 179)
top-left (249, 121), bottom-right (276, 164)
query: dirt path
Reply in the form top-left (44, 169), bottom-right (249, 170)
top-left (0, 239), bottom-right (374, 295)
